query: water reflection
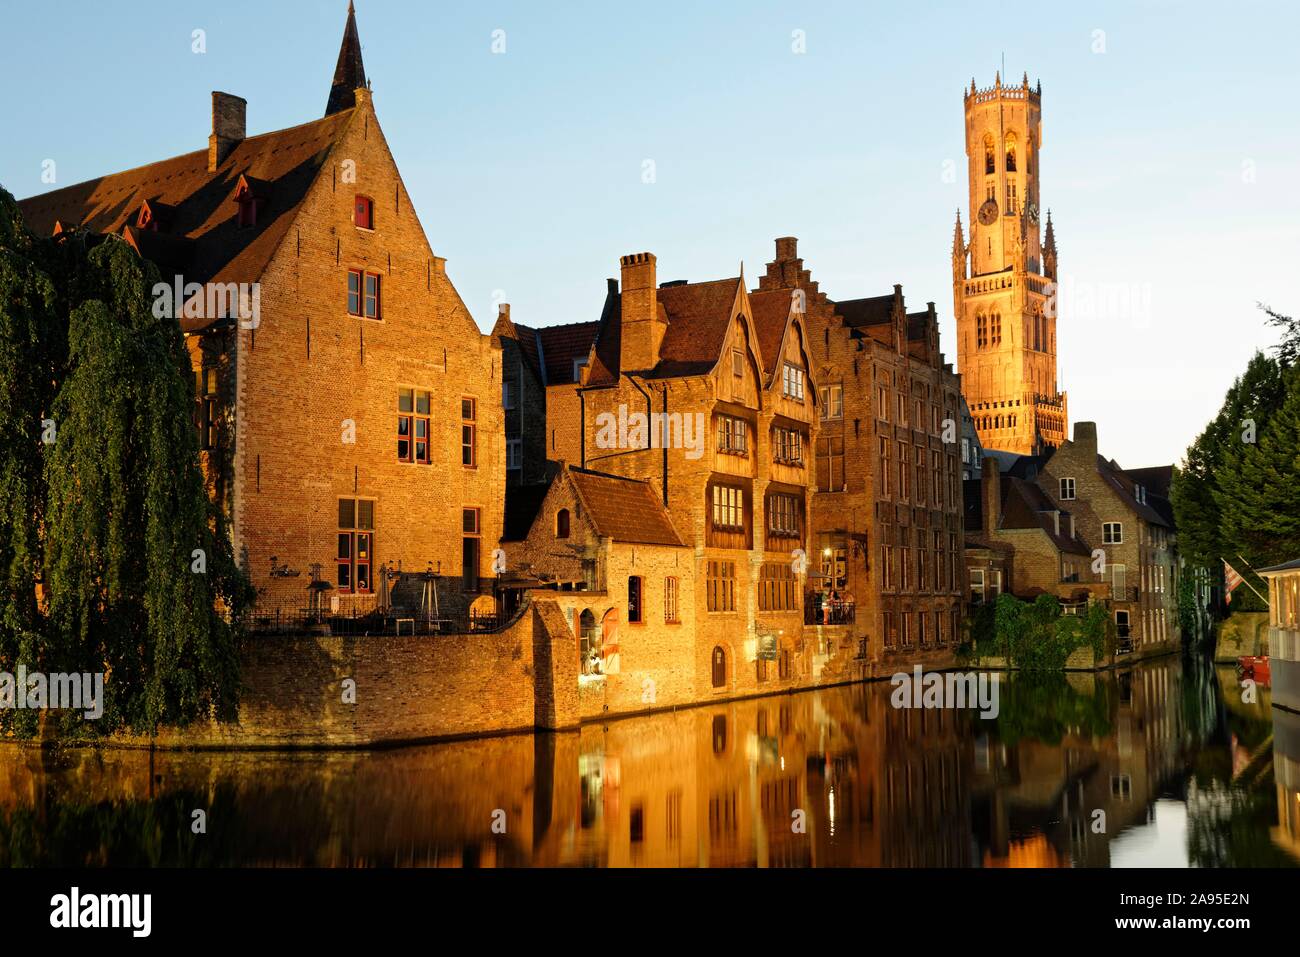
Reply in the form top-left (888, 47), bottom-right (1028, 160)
top-left (0, 655), bottom-right (1294, 867)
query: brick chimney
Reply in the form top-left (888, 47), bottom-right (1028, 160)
top-left (775, 236), bottom-right (798, 261)
top-left (1072, 421), bottom-right (1099, 457)
top-left (981, 456), bottom-right (1001, 533)
top-left (208, 92), bottom-right (247, 172)
top-left (618, 252), bottom-right (664, 373)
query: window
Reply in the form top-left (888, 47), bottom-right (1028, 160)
top-left (628, 576), bottom-right (643, 624)
top-left (1103, 522), bottom-right (1123, 545)
top-left (397, 389), bottom-right (431, 464)
top-left (816, 436), bottom-right (845, 491)
top-left (884, 611), bottom-right (897, 649)
top-left (707, 561), bottom-right (736, 613)
top-left (664, 577), bottom-right (679, 623)
top-left (712, 485), bottom-right (744, 530)
top-left (461, 398), bottom-right (477, 466)
top-left (555, 508), bottom-right (570, 539)
top-left (716, 416), bottom-right (748, 455)
top-left (502, 379), bottom-right (517, 410)
top-left (758, 562), bottom-right (796, 611)
top-left (506, 438), bottom-right (522, 470)
top-left (732, 348), bottom-right (744, 378)
top-left (572, 358), bottom-right (588, 382)
top-left (774, 427), bottom-right (803, 465)
top-left (462, 507), bottom-right (480, 591)
top-left (237, 196), bottom-right (257, 228)
top-left (969, 568), bottom-right (985, 605)
top-left (197, 368), bottom-right (218, 450)
top-left (877, 385), bottom-right (889, 421)
top-left (1060, 477), bottom-right (1076, 500)
top-left (354, 195), bottom-right (374, 230)
top-left (347, 269), bottom-right (381, 319)
top-left (819, 384), bottom-right (843, 420)
top-left (977, 315), bottom-right (988, 349)
top-left (767, 494), bottom-right (800, 536)
top-left (337, 498), bottom-right (375, 593)
top-left (984, 135), bottom-right (995, 175)
top-left (781, 363), bottom-right (805, 401)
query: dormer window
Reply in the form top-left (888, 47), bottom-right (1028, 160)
top-left (354, 195), bottom-right (374, 230)
top-left (233, 175), bottom-right (267, 229)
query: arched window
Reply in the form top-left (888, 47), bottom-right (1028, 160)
top-left (984, 135), bottom-right (995, 175)
top-left (579, 609), bottom-right (598, 675)
top-left (712, 645), bottom-right (727, 688)
top-left (556, 508), bottom-right (570, 539)
top-left (1005, 132), bottom-right (1017, 173)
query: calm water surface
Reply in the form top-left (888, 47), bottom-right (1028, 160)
top-left (2, 653), bottom-right (1296, 867)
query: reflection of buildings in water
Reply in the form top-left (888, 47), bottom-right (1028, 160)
top-left (972, 660), bottom-right (1189, 867)
top-left (1272, 708), bottom-right (1300, 862)
top-left (0, 658), bottom-right (1231, 868)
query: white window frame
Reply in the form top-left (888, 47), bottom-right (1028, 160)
top-left (1059, 477), bottom-right (1076, 501)
top-left (1103, 522), bottom-right (1123, 545)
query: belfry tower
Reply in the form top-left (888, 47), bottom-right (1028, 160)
top-left (953, 73), bottom-right (1066, 454)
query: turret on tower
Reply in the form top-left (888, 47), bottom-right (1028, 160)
top-left (952, 74), bottom-right (1067, 455)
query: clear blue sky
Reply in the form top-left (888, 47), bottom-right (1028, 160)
top-left (3, 0), bottom-right (1298, 467)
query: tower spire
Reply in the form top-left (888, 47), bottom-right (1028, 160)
top-left (325, 1), bottom-right (367, 116)
top-left (951, 209), bottom-right (966, 281)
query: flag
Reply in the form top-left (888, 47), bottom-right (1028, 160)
top-left (1224, 560), bottom-right (1245, 604)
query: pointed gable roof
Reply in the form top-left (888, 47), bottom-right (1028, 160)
top-left (748, 288), bottom-right (797, 379)
top-left (18, 110), bottom-right (354, 332)
top-left (650, 276), bottom-right (745, 379)
top-left (326, 2), bottom-right (368, 116)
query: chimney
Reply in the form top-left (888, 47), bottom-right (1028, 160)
top-left (981, 456), bottom-right (1001, 534)
top-left (618, 252), bottom-right (664, 373)
top-left (1072, 421), bottom-right (1098, 457)
top-left (775, 236), bottom-right (798, 261)
top-left (208, 92), bottom-right (247, 172)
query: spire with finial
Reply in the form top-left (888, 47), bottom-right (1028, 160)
top-left (1043, 210), bottom-right (1057, 280)
top-left (325, 2), bottom-right (367, 116)
top-left (952, 210), bottom-right (967, 282)
top-left (995, 70), bottom-right (1001, 89)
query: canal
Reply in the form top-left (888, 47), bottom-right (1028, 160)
top-left (1, 653), bottom-right (1296, 867)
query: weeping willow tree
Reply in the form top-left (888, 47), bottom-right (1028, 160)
top-left (0, 186), bottom-right (249, 736)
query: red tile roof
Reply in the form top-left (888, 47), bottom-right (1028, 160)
top-left (534, 321), bottom-right (600, 385)
top-left (569, 468), bottom-right (685, 546)
top-left (748, 288), bottom-right (795, 378)
top-left (18, 110), bottom-right (355, 332)
top-left (652, 277), bottom-right (741, 378)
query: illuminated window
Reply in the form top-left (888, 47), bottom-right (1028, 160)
top-left (337, 498), bottom-right (375, 593)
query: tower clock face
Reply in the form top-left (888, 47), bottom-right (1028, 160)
top-left (1026, 202), bottom-right (1039, 225)
top-left (978, 199), bottom-right (998, 225)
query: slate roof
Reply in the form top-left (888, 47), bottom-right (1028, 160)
top-left (1098, 455), bottom-right (1169, 527)
top-left (1259, 558), bottom-right (1300, 574)
top-left (568, 468), bottom-right (685, 546)
top-left (18, 109), bottom-right (355, 332)
top-left (963, 475), bottom-right (1090, 555)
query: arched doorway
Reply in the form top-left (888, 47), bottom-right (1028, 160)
top-left (711, 645), bottom-right (726, 688)
top-left (601, 608), bottom-right (621, 675)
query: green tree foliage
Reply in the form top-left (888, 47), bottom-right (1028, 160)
top-left (1170, 351), bottom-right (1286, 572)
top-left (1217, 362), bottom-right (1300, 569)
top-left (0, 186), bottom-right (249, 736)
top-left (970, 593), bottom-right (1111, 671)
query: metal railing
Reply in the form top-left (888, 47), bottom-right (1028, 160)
top-left (805, 599), bottom-right (856, 626)
top-left (246, 600), bottom-right (528, 637)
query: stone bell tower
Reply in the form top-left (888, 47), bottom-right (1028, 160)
top-left (952, 72), bottom-right (1066, 455)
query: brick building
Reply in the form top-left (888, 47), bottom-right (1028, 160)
top-left (19, 4), bottom-right (505, 623)
top-left (502, 464), bottom-right (699, 712)
top-left (952, 74), bottom-right (1067, 455)
top-left (753, 238), bottom-right (966, 672)
top-left (966, 422), bottom-right (1181, 655)
top-left (539, 249), bottom-right (826, 698)
top-left (962, 456), bottom-right (1092, 607)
